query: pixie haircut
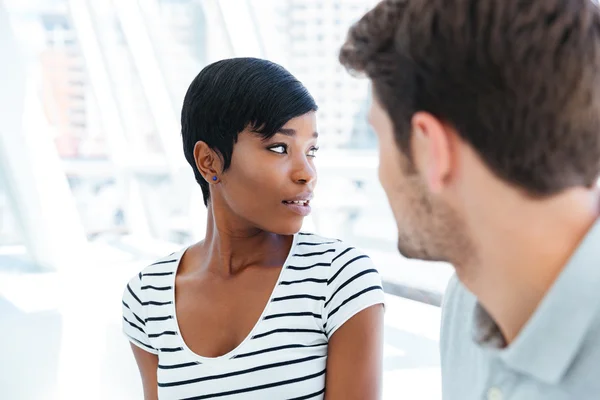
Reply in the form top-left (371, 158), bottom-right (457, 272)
top-left (181, 58), bottom-right (318, 205)
top-left (340, 0), bottom-right (600, 196)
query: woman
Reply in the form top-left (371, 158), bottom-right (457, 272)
top-left (122, 58), bottom-right (385, 399)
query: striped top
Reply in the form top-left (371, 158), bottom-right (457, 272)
top-left (122, 232), bottom-right (385, 399)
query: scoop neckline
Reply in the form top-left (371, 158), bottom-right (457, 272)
top-left (169, 233), bottom-right (299, 363)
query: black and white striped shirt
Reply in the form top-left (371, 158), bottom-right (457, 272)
top-left (122, 232), bottom-right (385, 399)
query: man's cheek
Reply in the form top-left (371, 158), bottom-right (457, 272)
top-left (377, 154), bottom-right (392, 192)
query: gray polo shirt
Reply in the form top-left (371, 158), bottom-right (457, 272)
top-left (440, 219), bottom-right (600, 400)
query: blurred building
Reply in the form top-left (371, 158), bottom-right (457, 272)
top-left (281, 0), bottom-right (378, 148)
top-left (2, 0), bottom-right (385, 246)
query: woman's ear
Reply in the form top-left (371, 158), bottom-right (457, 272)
top-left (193, 141), bottom-right (223, 182)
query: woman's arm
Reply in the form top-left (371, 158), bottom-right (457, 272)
top-left (324, 304), bottom-right (385, 400)
top-left (122, 273), bottom-right (160, 400)
top-left (131, 344), bottom-right (159, 400)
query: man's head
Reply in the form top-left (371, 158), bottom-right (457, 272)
top-left (340, 0), bottom-right (600, 263)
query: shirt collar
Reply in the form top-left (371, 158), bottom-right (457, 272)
top-left (472, 218), bottom-right (600, 384)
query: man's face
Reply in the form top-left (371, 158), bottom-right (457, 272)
top-left (369, 93), bottom-right (468, 262)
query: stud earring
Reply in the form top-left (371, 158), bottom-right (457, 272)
top-left (212, 176), bottom-right (217, 182)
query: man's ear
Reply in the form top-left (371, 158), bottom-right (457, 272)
top-left (411, 112), bottom-right (453, 193)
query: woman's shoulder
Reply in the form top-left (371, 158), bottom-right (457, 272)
top-left (295, 231), bottom-right (342, 247)
top-left (123, 249), bottom-right (185, 296)
top-left (296, 232), bottom-right (384, 337)
top-left (295, 232), bottom-right (375, 270)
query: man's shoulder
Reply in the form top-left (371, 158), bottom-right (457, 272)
top-left (441, 274), bottom-right (474, 321)
top-left (442, 274), bottom-right (475, 318)
top-left (440, 274), bottom-right (478, 354)
top-left (439, 274), bottom-right (485, 397)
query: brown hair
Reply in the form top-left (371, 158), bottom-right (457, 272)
top-left (340, 0), bottom-right (600, 195)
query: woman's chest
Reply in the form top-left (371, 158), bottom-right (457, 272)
top-left (174, 268), bottom-right (283, 358)
top-left (156, 335), bottom-right (328, 399)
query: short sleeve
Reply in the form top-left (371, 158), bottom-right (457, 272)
top-left (323, 246), bottom-right (385, 338)
top-left (121, 273), bottom-right (158, 354)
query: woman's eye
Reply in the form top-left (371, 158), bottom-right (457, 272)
top-left (268, 145), bottom-right (287, 154)
top-left (307, 146), bottom-right (319, 157)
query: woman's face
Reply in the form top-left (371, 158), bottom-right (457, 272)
top-left (215, 112), bottom-right (319, 235)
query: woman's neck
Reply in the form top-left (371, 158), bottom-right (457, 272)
top-left (198, 204), bottom-right (293, 277)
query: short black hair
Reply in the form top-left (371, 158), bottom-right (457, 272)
top-left (181, 58), bottom-right (318, 205)
top-left (340, 0), bottom-right (600, 196)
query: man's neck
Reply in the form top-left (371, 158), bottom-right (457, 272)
top-left (457, 188), bottom-right (599, 345)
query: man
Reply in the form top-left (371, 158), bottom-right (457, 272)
top-left (339, 0), bottom-right (600, 398)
